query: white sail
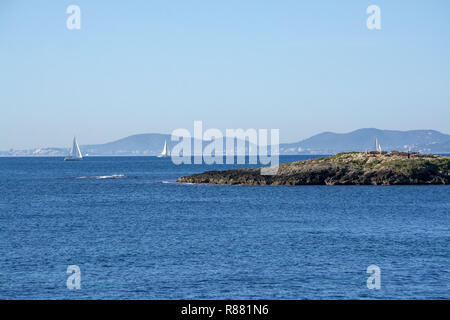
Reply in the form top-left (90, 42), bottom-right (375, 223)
top-left (65, 136), bottom-right (83, 161)
top-left (158, 140), bottom-right (169, 157)
top-left (162, 140), bottom-right (168, 155)
top-left (375, 138), bottom-right (382, 152)
top-left (72, 137), bottom-right (83, 159)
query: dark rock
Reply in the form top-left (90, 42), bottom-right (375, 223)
top-left (177, 152), bottom-right (450, 186)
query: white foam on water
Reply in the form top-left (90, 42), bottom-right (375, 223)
top-left (74, 174), bottom-right (126, 180)
top-left (96, 174), bottom-right (125, 179)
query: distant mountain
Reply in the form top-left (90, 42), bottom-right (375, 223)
top-left (80, 134), bottom-right (254, 156)
top-left (0, 134), bottom-right (174, 156)
top-left (279, 128), bottom-right (450, 154)
top-left (2, 129), bottom-right (450, 156)
top-left (82, 133), bottom-right (172, 155)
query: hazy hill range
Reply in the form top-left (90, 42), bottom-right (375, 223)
top-left (2, 128), bottom-right (450, 156)
top-left (82, 133), bottom-right (171, 155)
top-left (280, 128), bottom-right (450, 154)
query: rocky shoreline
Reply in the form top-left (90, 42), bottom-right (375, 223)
top-left (177, 152), bottom-right (450, 186)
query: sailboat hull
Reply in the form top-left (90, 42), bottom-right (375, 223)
top-left (64, 157), bottom-right (82, 161)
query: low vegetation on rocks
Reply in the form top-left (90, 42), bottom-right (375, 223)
top-left (177, 152), bottom-right (450, 186)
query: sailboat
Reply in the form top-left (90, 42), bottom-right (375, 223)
top-left (158, 140), bottom-right (170, 158)
top-left (64, 137), bottom-right (83, 161)
top-left (375, 138), bottom-right (382, 152)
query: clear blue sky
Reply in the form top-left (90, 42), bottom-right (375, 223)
top-left (1, 0), bottom-right (449, 149)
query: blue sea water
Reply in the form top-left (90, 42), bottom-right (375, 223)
top-left (0, 156), bottom-right (449, 299)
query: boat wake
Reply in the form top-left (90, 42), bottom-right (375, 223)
top-left (80, 174), bottom-right (125, 180)
top-left (161, 180), bottom-right (178, 184)
top-left (65, 174), bottom-right (127, 180)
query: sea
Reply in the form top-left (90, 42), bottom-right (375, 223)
top-left (0, 156), bottom-right (449, 299)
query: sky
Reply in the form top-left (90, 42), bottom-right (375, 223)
top-left (0, 0), bottom-right (449, 149)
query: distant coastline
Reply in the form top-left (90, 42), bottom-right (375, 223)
top-left (2, 128), bottom-right (450, 156)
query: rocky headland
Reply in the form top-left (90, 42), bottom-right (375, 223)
top-left (177, 152), bottom-right (450, 186)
